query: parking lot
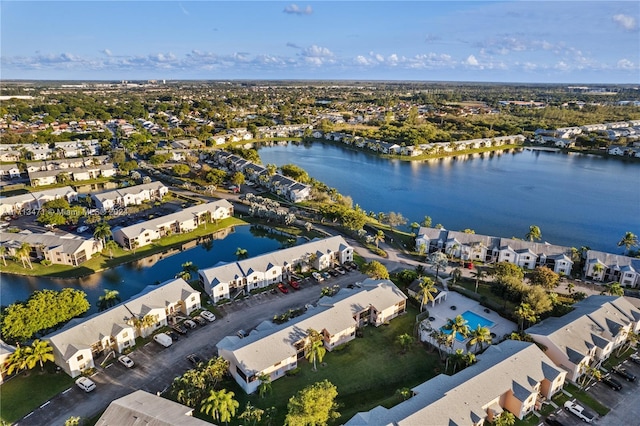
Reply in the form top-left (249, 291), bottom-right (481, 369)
top-left (18, 268), bottom-right (368, 425)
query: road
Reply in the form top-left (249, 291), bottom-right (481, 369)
top-left (17, 271), bottom-right (368, 425)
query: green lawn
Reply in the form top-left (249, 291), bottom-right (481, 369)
top-left (564, 383), bottom-right (610, 416)
top-left (192, 306), bottom-right (441, 425)
top-left (0, 217), bottom-right (246, 278)
top-left (0, 366), bottom-right (74, 424)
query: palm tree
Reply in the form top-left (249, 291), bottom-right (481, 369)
top-left (463, 351), bottom-right (476, 367)
top-left (417, 277), bottom-right (438, 312)
top-left (4, 345), bottom-right (32, 375)
top-left (515, 302), bottom-right (537, 332)
top-left (396, 333), bottom-right (415, 354)
top-left (15, 242), bottom-right (33, 269)
top-left (200, 389), bottom-right (239, 424)
top-left (468, 325), bottom-right (492, 352)
top-left (97, 289), bottom-right (121, 311)
top-left (373, 230), bottom-right (385, 249)
top-left (305, 328), bottom-right (326, 371)
top-left (494, 411), bottom-right (516, 426)
top-left (25, 339), bottom-right (55, 371)
top-left (0, 245), bottom-right (7, 266)
top-left (451, 268), bottom-right (462, 285)
top-left (257, 373), bottom-right (272, 398)
top-left (591, 263), bottom-right (605, 280)
top-left (238, 402), bottom-right (264, 426)
top-left (410, 222), bottom-right (420, 234)
top-left (177, 261), bottom-right (198, 282)
top-left (525, 225), bottom-right (542, 242)
top-left (235, 247), bottom-right (248, 260)
top-left (616, 330), bottom-right (638, 357)
top-left (443, 315), bottom-right (470, 341)
top-left (603, 282), bottom-right (624, 297)
top-left (103, 240), bottom-right (118, 259)
top-left (618, 231), bottom-right (638, 255)
top-left (428, 251), bottom-right (448, 281)
top-left (446, 348), bottom-right (466, 374)
top-left (470, 269), bottom-right (486, 293)
top-left (579, 363), bottom-right (602, 389)
top-left (93, 221), bottom-right (112, 246)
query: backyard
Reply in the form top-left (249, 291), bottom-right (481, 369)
top-left (191, 306), bottom-right (441, 425)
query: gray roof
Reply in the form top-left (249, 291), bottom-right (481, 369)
top-left (218, 279), bottom-right (406, 376)
top-left (46, 278), bottom-right (198, 361)
top-left (200, 235), bottom-right (351, 286)
top-left (96, 390), bottom-right (213, 426)
top-left (0, 186), bottom-right (77, 206)
top-left (585, 250), bottom-right (640, 273)
top-left (92, 181), bottom-right (167, 203)
top-left (0, 231), bottom-right (98, 255)
top-left (346, 340), bottom-right (563, 426)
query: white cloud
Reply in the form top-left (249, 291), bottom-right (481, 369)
top-left (612, 14), bottom-right (637, 31)
top-left (465, 55), bottom-right (479, 66)
top-left (102, 49), bottom-right (112, 57)
top-left (179, 3), bottom-right (189, 16)
top-left (616, 58), bottom-right (636, 70)
top-left (283, 4), bottom-right (313, 15)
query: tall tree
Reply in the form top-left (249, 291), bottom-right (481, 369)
top-left (417, 276), bottom-right (438, 312)
top-left (525, 225), bottom-right (542, 242)
top-left (396, 333), bottom-right (415, 354)
top-left (285, 380), bottom-right (339, 426)
top-left (443, 315), bottom-right (470, 341)
top-left (361, 260), bottom-right (389, 280)
top-left (200, 389), bottom-right (239, 424)
top-left (257, 373), bottom-right (273, 398)
top-left (428, 251), bottom-right (448, 281)
top-left (4, 345), bottom-right (32, 375)
top-left (238, 403), bottom-right (264, 426)
top-left (529, 266), bottom-right (559, 289)
top-left (93, 221), bottom-right (112, 246)
top-left (373, 230), bottom-right (385, 249)
top-left (471, 269), bottom-right (486, 293)
top-left (494, 411), bottom-right (516, 426)
top-left (15, 242), bottom-right (33, 269)
top-left (603, 282), bottom-right (624, 297)
top-left (97, 289), bottom-right (121, 311)
top-left (304, 329), bottom-right (326, 371)
top-left (515, 302), bottom-right (537, 332)
top-left (468, 325), bottom-right (492, 352)
top-left (618, 232), bottom-right (638, 255)
top-left (103, 240), bottom-right (118, 259)
top-left (26, 339), bottom-right (55, 371)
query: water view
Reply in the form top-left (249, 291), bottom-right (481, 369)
top-left (1, 225), bottom-right (296, 312)
top-left (258, 142), bottom-right (639, 254)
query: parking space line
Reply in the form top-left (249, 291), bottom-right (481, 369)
top-left (39, 401), bottom-right (51, 409)
top-left (62, 388), bottom-right (72, 394)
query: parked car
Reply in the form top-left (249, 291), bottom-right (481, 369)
top-left (75, 377), bottom-right (96, 392)
top-left (312, 272), bottom-right (323, 282)
top-left (321, 271), bottom-right (331, 280)
top-left (200, 310), bottom-right (216, 322)
top-left (335, 267), bottom-right (346, 275)
top-left (153, 333), bottom-right (173, 347)
top-left (630, 353), bottom-right (640, 365)
top-left (184, 319), bottom-right (197, 329)
top-left (77, 225), bottom-right (89, 233)
top-left (166, 331), bottom-right (180, 341)
top-left (564, 401), bottom-right (595, 423)
top-left (289, 280), bottom-right (300, 290)
top-left (118, 355), bottom-right (135, 368)
top-left (277, 283), bottom-right (289, 294)
top-left (328, 269), bottom-right (339, 277)
top-left (186, 354), bottom-right (204, 366)
top-left (193, 316), bottom-right (207, 326)
top-left (171, 324), bottom-right (188, 335)
top-left (601, 376), bottom-right (622, 391)
top-left (612, 365), bottom-right (637, 382)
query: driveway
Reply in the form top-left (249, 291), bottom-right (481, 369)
top-left (17, 270), bottom-right (368, 425)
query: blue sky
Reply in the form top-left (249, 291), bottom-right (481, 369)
top-left (1, 1), bottom-right (639, 83)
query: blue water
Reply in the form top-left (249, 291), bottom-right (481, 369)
top-left (440, 310), bottom-right (495, 342)
top-left (258, 142), bottom-right (640, 253)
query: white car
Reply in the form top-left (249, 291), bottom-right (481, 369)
top-left (200, 310), bottom-right (216, 322)
top-left (312, 272), bottom-right (324, 282)
top-left (75, 376), bottom-right (96, 392)
top-left (153, 333), bottom-right (173, 348)
top-left (118, 355), bottom-right (134, 368)
top-left (77, 225), bottom-right (89, 233)
top-left (564, 400), bottom-right (595, 423)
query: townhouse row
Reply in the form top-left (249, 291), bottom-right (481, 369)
top-left (29, 163), bottom-right (117, 187)
top-left (216, 279), bottom-right (407, 394)
top-left (0, 186), bottom-right (78, 216)
top-left (91, 181), bottom-right (168, 211)
top-left (0, 231), bottom-right (103, 266)
top-left (198, 235), bottom-right (353, 302)
top-left (112, 199), bottom-right (233, 250)
top-left (0, 155), bottom-right (112, 180)
top-left (212, 150), bottom-right (312, 202)
top-left (45, 278), bottom-right (201, 377)
top-left (0, 139), bottom-right (102, 162)
top-left (318, 131), bottom-right (525, 156)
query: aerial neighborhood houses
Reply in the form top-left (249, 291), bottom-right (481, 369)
top-left (534, 120), bottom-right (640, 156)
top-left (211, 150), bottom-right (312, 202)
top-left (347, 340), bottom-right (566, 425)
top-left (199, 236), bottom-right (353, 302)
top-left (0, 186), bottom-right (78, 216)
top-left (319, 131), bottom-right (526, 156)
top-left (29, 162), bottom-right (116, 187)
top-left (415, 227), bottom-right (574, 276)
top-left (527, 296), bottom-right (640, 382)
top-left (584, 250), bottom-right (640, 288)
top-left (91, 181), bottom-right (169, 211)
top-left (112, 199), bottom-right (233, 250)
top-left (45, 278), bottom-right (201, 378)
top-left (0, 139), bottom-right (101, 163)
top-left (217, 279), bottom-right (407, 394)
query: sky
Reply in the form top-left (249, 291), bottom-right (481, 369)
top-left (1, 1), bottom-right (639, 83)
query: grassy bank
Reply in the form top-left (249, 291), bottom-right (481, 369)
top-left (0, 217), bottom-right (246, 279)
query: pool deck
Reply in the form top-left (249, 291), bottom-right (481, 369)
top-left (419, 291), bottom-right (517, 354)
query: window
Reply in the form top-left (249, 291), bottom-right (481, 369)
top-left (123, 332), bottom-right (129, 338)
top-left (77, 354), bottom-right (84, 361)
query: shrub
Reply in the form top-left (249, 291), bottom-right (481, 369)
top-left (286, 367), bottom-right (301, 376)
top-left (40, 259), bottom-right (52, 266)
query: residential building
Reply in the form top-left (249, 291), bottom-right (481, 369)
top-left (112, 199), bottom-right (233, 249)
top-left (0, 164), bottom-right (21, 179)
top-left (0, 186), bottom-right (78, 216)
top-left (46, 278), bottom-right (200, 377)
top-left (96, 390), bottom-right (212, 426)
top-left (91, 181), bottom-right (169, 211)
top-left (0, 231), bottom-right (103, 266)
top-left (527, 295), bottom-right (640, 382)
top-left (0, 340), bottom-right (16, 384)
top-left (28, 163), bottom-right (116, 187)
top-left (199, 236), bottom-right (353, 302)
top-left (346, 340), bottom-right (566, 425)
top-left (584, 250), bottom-right (640, 287)
top-left (217, 279), bottom-right (407, 394)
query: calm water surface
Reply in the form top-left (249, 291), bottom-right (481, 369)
top-left (1, 225), bottom-right (292, 311)
top-left (258, 142), bottom-right (640, 253)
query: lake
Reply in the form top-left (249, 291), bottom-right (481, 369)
top-left (0, 225), bottom-right (296, 312)
top-left (257, 142), bottom-right (640, 254)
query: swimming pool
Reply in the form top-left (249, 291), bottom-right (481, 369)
top-left (440, 310), bottom-right (495, 342)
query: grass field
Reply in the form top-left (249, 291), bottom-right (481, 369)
top-left (191, 306), bottom-right (441, 425)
